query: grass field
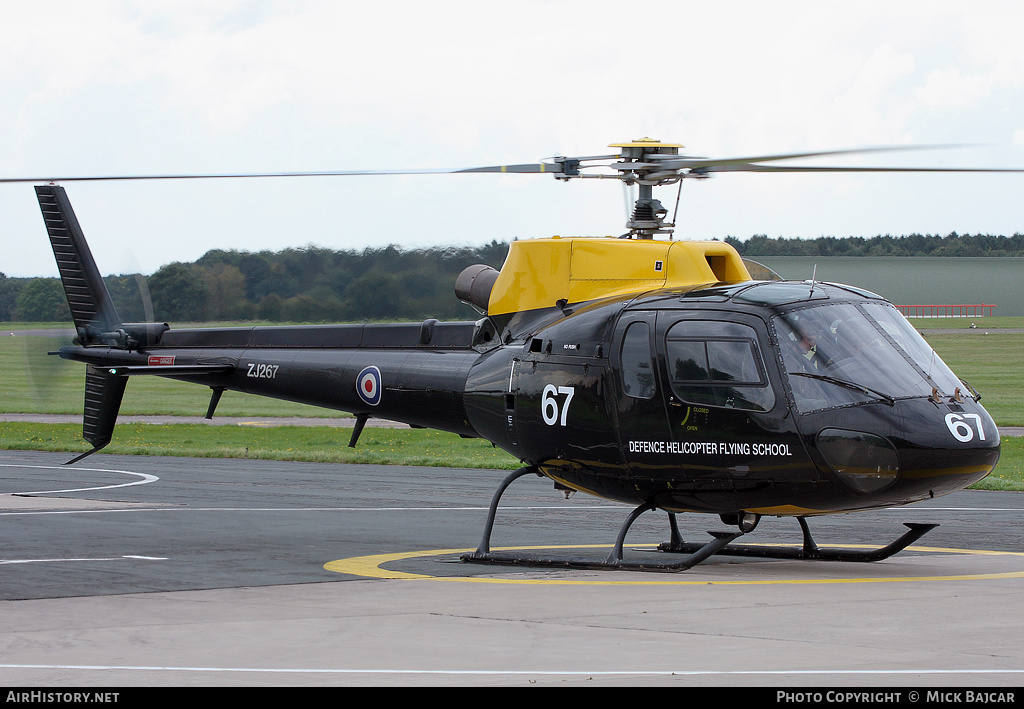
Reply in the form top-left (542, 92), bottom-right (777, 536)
top-left (923, 333), bottom-right (1024, 426)
top-left (910, 316), bottom-right (1024, 329)
top-left (0, 421), bottom-right (520, 470)
top-left (1, 321), bottom-right (1021, 490)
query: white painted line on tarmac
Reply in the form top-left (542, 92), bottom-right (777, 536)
top-left (0, 555), bottom-right (166, 565)
top-left (0, 463), bottom-right (158, 495)
top-left (0, 504), bottom-right (625, 516)
top-left (887, 506), bottom-right (1024, 512)
top-left (0, 502), bottom-right (1020, 518)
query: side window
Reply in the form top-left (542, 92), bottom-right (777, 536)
top-left (620, 321), bottom-right (656, 399)
top-left (670, 340), bottom-right (709, 381)
top-left (665, 321), bottom-right (775, 412)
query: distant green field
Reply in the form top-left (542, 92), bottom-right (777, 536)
top-left (756, 256), bottom-right (1024, 316)
top-left (912, 316), bottom-right (1024, 330)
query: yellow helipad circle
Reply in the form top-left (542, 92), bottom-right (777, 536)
top-left (324, 544), bottom-right (1024, 585)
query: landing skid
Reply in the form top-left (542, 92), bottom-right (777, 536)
top-left (460, 466), bottom-right (939, 572)
top-left (658, 514), bottom-right (938, 563)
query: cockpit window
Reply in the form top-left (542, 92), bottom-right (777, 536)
top-left (665, 321), bottom-right (775, 412)
top-left (773, 303), bottom-right (968, 413)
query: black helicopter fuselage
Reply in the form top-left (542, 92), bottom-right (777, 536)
top-left (30, 137), bottom-right (1015, 567)
top-left (58, 279), bottom-right (999, 519)
top-left (38, 181), bottom-right (998, 522)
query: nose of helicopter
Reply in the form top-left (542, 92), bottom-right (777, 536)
top-left (813, 401), bottom-right (1000, 502)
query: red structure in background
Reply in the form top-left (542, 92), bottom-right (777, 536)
top-left (895, 304), bottom-right (997, 318)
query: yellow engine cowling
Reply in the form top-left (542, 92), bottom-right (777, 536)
top-left (483, 236), bottom-right (752, 316)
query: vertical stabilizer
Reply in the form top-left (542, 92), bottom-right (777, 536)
top-left (35, 185), bottom-right (128, 463)
top-left (63, 366), bottom-right (128, 465)
top-left (35, 185), bottom-right (121, 340)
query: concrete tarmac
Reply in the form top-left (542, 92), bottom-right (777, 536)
top-left (0, 449), bottom-right (1021, 687)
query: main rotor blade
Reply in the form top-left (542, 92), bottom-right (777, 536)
top-left (2, 145), bottom-right (1014, 183)
top-left (0, 164), bottom-right (563, 183)
top-left (704, 164), bottom-right (1024, 174)
top-left (661, 145), bottom-right (961, 171)
top-left (454, 163), bottom-right (565, 174)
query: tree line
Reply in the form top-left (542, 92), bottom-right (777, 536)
top-left (3, 232), bottom-right (1023, 323)
top-left (1, 241), bottom-right (510, 323)
top-left (725, 232), bottom-right (1024, 257)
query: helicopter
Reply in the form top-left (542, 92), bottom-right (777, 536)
top-left (14, 138), bottom-right (1011, 571)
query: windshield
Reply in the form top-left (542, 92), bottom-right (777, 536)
top-left (773, 303), bottom-right (968, 413)
top-left (859, 303), bottom-right (966, 395)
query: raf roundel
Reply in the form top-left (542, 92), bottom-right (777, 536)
top-left (356, 366), bottom-right (382, 406)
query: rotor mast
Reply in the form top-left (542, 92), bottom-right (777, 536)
top-left (604, 138), bottom-right (688, 239)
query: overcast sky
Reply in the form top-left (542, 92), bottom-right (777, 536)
top-left (3, 0), bottom-right (1024, 277)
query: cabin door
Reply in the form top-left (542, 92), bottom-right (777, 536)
top-left (612, 311), bottom-right (675, 483)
